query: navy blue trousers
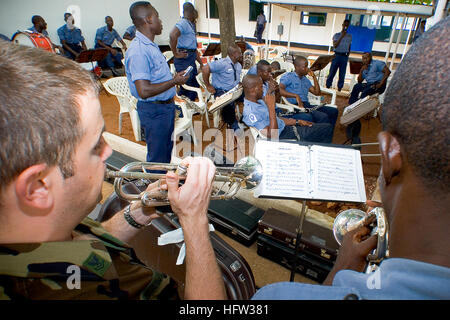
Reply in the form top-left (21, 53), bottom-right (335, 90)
top-left (256, 24), bottom-right (264, 44)
top-left (346, 82), bottom-right (386, 145)
top-left (174, 51), bottom-right (199, 101)
top-left (326, 55), bottom-right (349, 90)
top-left (137, 101), bottom-right (175, 163)
top-left (280, 123), bottom-right (334, 144)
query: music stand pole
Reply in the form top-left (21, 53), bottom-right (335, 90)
top-left (290, 200), bottom-right (307, 282)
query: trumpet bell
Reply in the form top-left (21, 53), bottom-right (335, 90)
top-left (333, 208), bottom-right (367, 246)
top-left (233, 156), bottom-right (263, 189)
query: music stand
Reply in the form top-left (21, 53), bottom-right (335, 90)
top-left (203, 43), bottom-right (221, 57)
top-left (290, 200), bottom-right (308, 282)
top-left (75, 48), bottom-right (108, 70)
top-left (349, 59), bottom-right (363, 75)
top-left (310, 54), bottom-right (335, 72)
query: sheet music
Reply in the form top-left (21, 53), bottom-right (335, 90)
top-left (254, 140), bottom-right (310, 198)
top-left (309, 145), bottom-right (366, 202)
top-left (253, 140), bottom-right (366, 203)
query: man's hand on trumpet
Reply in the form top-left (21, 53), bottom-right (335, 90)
top-left (166, 157), bottom-right (227, 300)
top-left (166, 157), bottom-right (216, 229)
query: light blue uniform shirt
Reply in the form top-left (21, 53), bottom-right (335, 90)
top-left (175, 18), bottom-right (197, 50)
top-left (257, 14), bottom-right (267, 26)
top-left (362, 59), bottom-right (386, 84)
top-left (242, 98), bottom-right (285, 134)
top-left (333, 32), bottom-right (352, 53)
top-left (94, 26), bottom-right (121, 48)
top-left (280, 72), bottom-right (312, 104)
top-left (124, 25), bottom-right (136, 39)
top-left (27, 26), bottom-right (48, 37)
top-left (247, 65), bottom-right (257, 75)
top-left (252, 258), bottom-right (450, 300)
top-left (125, 31), bottom-right (176, 102)
top-left (209, 56), bottom-right (242, 91)
top-left (57, 25), bottom-right (84, 45)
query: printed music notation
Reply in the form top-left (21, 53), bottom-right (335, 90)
top-left (254, 140), bottom-right (366, 203)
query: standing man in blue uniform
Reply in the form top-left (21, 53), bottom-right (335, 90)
top-left (326, 19), bottom-right (352, 92)
top-left (169, 2), bottom-right (201, 101)
top-left (95, 16), bottom-right (127, 76)
top-left (255, 11), bottom-right (266, 44)
top-left (279, 56), bottom-right (339, 136)
top-left (202, 44), bottom-right (242, 130)
top-left (57, 13), bottom-right (87, 60)
top-left (125, 2), bottom-right (189, 163)
top-left (346, 52), bottom-right (391, 145)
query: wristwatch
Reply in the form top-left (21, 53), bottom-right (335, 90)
top-left (295, 120), bottom-right (299, 126)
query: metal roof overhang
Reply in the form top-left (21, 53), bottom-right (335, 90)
top-left (253, 0), bottom-right (433, 18)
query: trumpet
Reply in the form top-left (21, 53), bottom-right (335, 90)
top-left (333, 207), bottom-right (389, 273)
top-left (105, 156), bottom-right (263, 207)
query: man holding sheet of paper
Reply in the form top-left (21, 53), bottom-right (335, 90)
top-left (242, 74), bottom-right (333, 143)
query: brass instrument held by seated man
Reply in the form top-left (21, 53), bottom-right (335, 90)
top-left (105, 156), bottom-right (263, 207)
top-left (333, 207), bottom-right (389, 273)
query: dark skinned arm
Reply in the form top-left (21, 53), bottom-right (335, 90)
top-left (97, 39), bottom-right (116, 55)
top-left (135, 71), bottom-right (188, 100)
top-left (61, 40), bottom-right (79, 58)
top-left (323, 212), bottom-right (377, 286)
top-left (201, 64), bottom-right (215, 94)
top-left (333, 29), bottom-right (347, 49)
top-left (169, 27), bottom-right (188, 59)
top-left (123, 33), bottom-right (134, 41)
top-left (307, 68), bottom-right (321, 96)
top-left (375, 66), bottom-right (391, 90)
top-left (261, 93), bottom-right (278, 139)
top-left (279, 83), bottom-right (303, 107)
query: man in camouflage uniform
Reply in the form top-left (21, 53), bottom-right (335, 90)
top-left (0, 21), bottom-right (226, 300)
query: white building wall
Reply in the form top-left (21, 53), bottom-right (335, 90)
top-left (0, 0), bottom-right (180, 46)
top-left (195, 1), bottom-right (411, 55)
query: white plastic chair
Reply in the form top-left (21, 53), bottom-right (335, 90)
top-left (102, 77), bottom-right (142, 142)
top-left (180, 74), bottom-right (212, 128)
top-left (174, 99), bottom-right (198, 146)
top-left (268, 46), bottom-right (288, 61)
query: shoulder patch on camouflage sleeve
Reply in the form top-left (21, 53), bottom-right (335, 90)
top-left (82, 252), bottom-right (111, 278)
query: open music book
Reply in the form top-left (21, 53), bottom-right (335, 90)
top-left (253, 140), bottom-right (366, 203)
top-left (208, 84), bottom-right (243, 113)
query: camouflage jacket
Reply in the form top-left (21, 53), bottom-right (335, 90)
top-left (0, 218), bottom-right (176, 300)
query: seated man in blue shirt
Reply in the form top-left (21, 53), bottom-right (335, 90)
top-left (57, 13), bottom-right (87, 60)
top-left (242, 74), bottom-right (333, 144)
top-left (28, 15), bottom-right (63, 54)
top-left (125, 2), bottom-right (189, 164)
top-left (347, 52), bottom-right (391, 145)
top-left (202, 44), bottom-right (243, 130)
top-left (95, 16), bottom-right (128, 76)
top-left (252, 17), bottom-right (450, 300)
top-left (28, 15), bottom-right (49, 37)
top-left (279, 56), bottom-right (339, 135)
top-left (255, 59), bottom-right (314, 123)
top-left (123, 25), bottom-right (136, 40)
top-left (169, 2), bottom-right (201, 101)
